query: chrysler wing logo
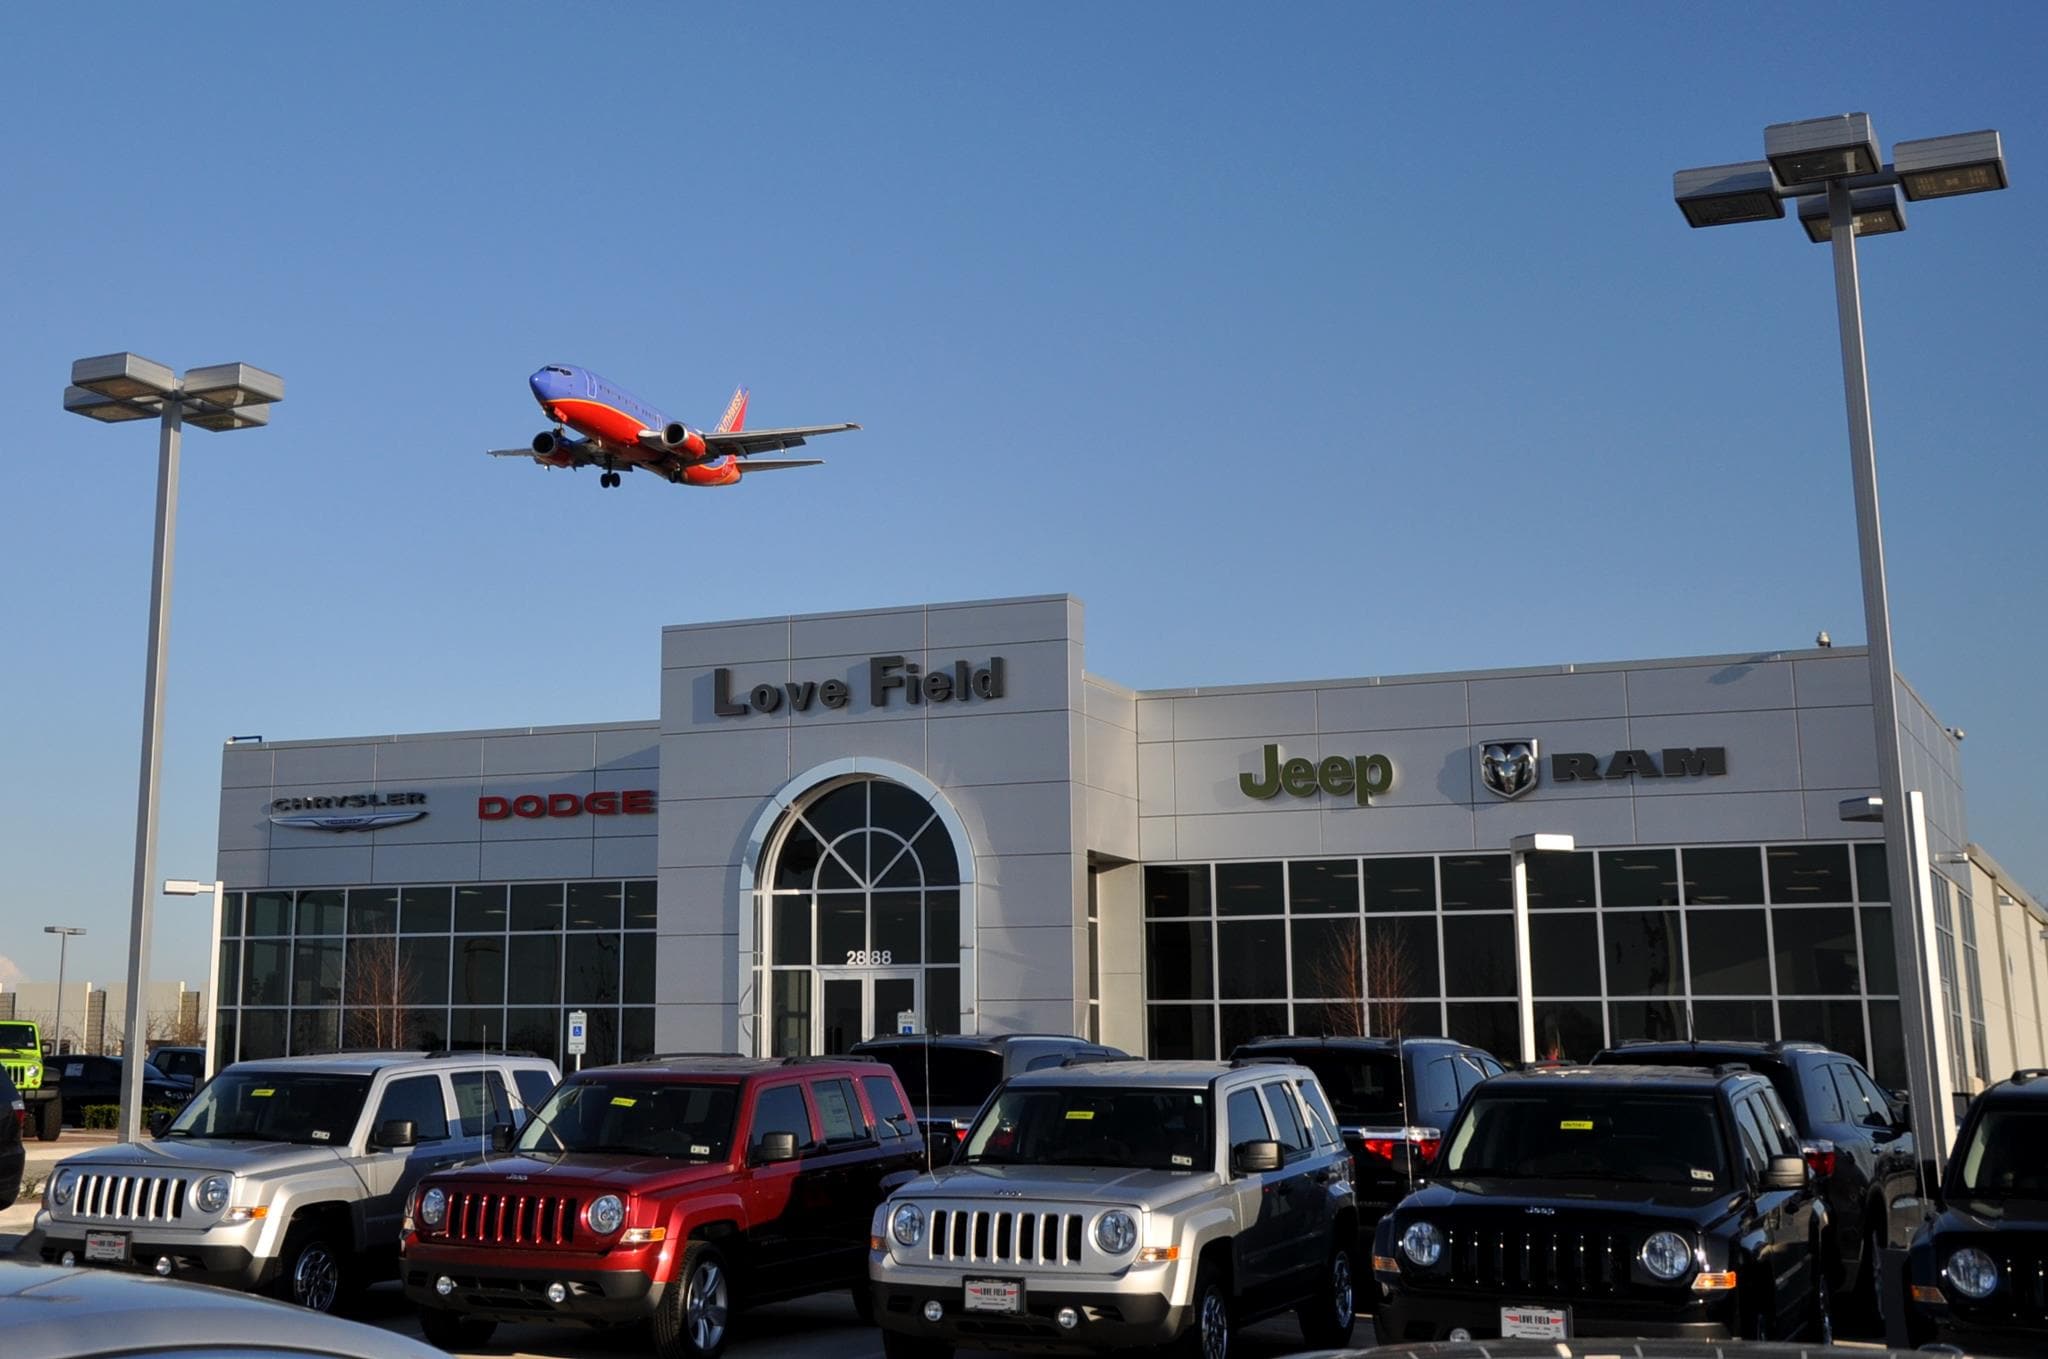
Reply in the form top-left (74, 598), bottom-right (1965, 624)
top-left (268, 791), bottom-right (429, 833)
top-left (1479, 740), bottom-right (1540, 800)
top-left (269, 809), bottom-right (427, 833)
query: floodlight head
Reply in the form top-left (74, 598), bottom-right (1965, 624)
top-left (1894, 130), bottom-right (2008, 201)
top-left (64, 385), bottom-right (159, 422)
top-left (1799, 186), bottom-right (1908, 244)
top-left (1839, 795), bottom-right (1885, 823)
top-left (180, 363), bottom-right (284, 410)
top-left (1508, 832), bottom-right (1576, 854)
top-left (1765, 113), bottom-right (1882, 185)
top-left (163, 879), bottom-right (213, 895)
top-left (71, 352), bottom-right (178, 401)
top-left (1674, 161), bottom-right (1786, 228)
top-left (186, 403), bottom-right (272, 432)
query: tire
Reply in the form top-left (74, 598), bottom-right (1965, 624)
top-left (654, 1241), bottom-right (734, 1359)
top-left (1854, 1227), bottom-right (1885, 1334)
top-left (36, 1098), bottom-right (60, 1142)
top-left (1171, 1262), bottom-right (1232, 1359)
top-left (1809, 1254), bottom-right (1835, 1344)
top-left (277, 1223), bottom-right (353, 1314)
top-left (882, 1331), bottom-right (954, 1359)
top-left (417, 1308), bottom-right (497, 1351)
top-left (850, 1281), bottom-right (876, 1324)
top-left (1296, 1243), bottom-right (1358, 1349)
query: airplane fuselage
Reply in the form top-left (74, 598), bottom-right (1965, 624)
top-left (529, 364), bottom-right (743, 487)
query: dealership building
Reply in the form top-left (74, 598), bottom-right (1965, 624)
top-left (211, 593), bottom-right (2047, 1099)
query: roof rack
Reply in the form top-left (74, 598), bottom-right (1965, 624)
top-left (1230, 1055), bottom-right (1302, 1069)
top-left (642, 1052), bottom-right (749, 1061)
top-left (1061, 1052), bottom-right (1137, 1067)
top-left (2011, 1068), bottom-right (2048, 1086)
top-left (420, 1045), bottom-right (546, 1059)
top-left (780, 1054), bottom-right (877, 1066)
top-left (1713, 1062), bottom-right (1753, 1076)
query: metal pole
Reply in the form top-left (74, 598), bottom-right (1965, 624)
top-left (118, 400), bottom-right (182, 1142)
top-left (1826, 181), bottom-right (1946, 1169)
top-left (53, 934), bottom-right (70, 1057)
top-left (203, 881), bottom-right (224, 1080)
top-left (1512, 850), bottom-right (1536, 1064)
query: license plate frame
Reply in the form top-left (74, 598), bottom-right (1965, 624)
top-left (964, 1277), bottom-right (1024, 1315)
top-left (1500, 1305), bottom-right (1569, 1339)
top-left (83, 1230), bottom-right (131, 1264)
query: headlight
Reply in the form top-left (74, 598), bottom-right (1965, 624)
top-left (51, 1169), bottom-right (76, 1208)
top-left (1639, 1230), bottom-right (1693, 1281)
top-left (1948, 1247), bottom-right (1999, 1299)
top-left (1095, 1210), bottom-right (1138, 1254)
top-left (196, 1176), bottom-right (231, 1214)
top-left (891, 1203), bottom-right (925, 1247)
top-left (420, 1187), bottom-right (447, 1228)
top-left (1400, 1220), bottom-right (1443, 1267)
top-left (25, 1064), bottom-right (38, 1082)
top-left (587, 1194), bottom-right (625, 1235)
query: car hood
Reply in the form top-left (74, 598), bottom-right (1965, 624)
top-left (54, 1138), bottom-right (345, 1178)
top-left (905, 1163), bottom-right (1223, 1212)
top-left (1396, 1177), bottom-right (1743, 1227)
top-left (427, 1151), bottom-right (737, 1193)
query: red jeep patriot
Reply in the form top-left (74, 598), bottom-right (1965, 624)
top-left (402, 1056), bottom-right (923, 1358)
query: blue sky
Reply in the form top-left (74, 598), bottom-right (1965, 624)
top-left (2, 3), bottom-right (2043, 989)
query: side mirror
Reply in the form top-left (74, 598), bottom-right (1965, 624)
top-left (490, 1123), bottom-right (515, 1152)
top-left (1762, 1153), bottom-right (1808, 1192)
top-left (752, 1130), bottom-right (799, 1165)
top-left (1232, 1139), bottom-right (1283, 1176)
top-left (373, 1118), bottom-right (417, 1150)
top-left (149, 1111), bottom-right (172, 1138)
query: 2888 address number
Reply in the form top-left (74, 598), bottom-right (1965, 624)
top-left (844, 949), bottom-right (894, 965)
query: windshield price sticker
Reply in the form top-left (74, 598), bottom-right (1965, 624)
top-left (310, 1130), bottom-right (330, 1141)
top-left (1172, 1154), bottom-right (1193, 1167)
top-left (691, 1144), bottom-right (711, 1156)
top-left (252, 1088), bottom-right (275, 1098)
top-left (1559, 1119), bottom-right (1593, 1131)
top-left (1064, 1110), bottom-right (1095, 1121)
top-left (611, 1096), bottom-right (638, 1108)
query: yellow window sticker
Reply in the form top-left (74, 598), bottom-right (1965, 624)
top-left (1560, 1119), bottom-right (1594, 1131)
top-left (251, 1088), bottom-right (275, 1098)
top-left (1065, 1110), bottom-right (1095, 1121)
top-left (610, 1096), bottom-right (638, 1108)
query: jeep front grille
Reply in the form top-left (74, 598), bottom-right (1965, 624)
top-left (443, 1191), bottom-right (581, 1247)
top-left (70, 1173), bottom-right (189, 1223)
top-left (2, 1060), bottom-right (34, 1086)
top-left (927, 1208), bottom-right (1086, 1266)
top-left (1444, 1225), bottom-right (1634, 1296)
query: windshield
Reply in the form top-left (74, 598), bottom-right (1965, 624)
top-left (0, 1023), bottom-right (39, 1051)
top-left (1443, 1092), bottom-right (1730, 1198)
top-left (1249, 1049), bottom-right (1405, 1124)
top-left (517, 1081), bottom-right (736, 1161)
top-left (1954, 1107), bottom-right (2048, 1199)
top-left (166, 1071), bottom-right (369, 1145)
top-left (863, 1045), bottom-right (1003, 1111)
top-left (961, 1086), bottom-right (1212, 1172)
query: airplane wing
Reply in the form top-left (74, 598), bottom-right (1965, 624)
top-left (738, 458), bottom-right (824, 473)
top-left (701, 423), bottom-right (860, 457)
top-left (485, 441), bottom-right (597, 467)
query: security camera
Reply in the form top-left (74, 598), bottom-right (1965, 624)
top-left (1815, 630), bottom-right (1831, 648)
top-left (1948, 727), bottom-right (1966, 741)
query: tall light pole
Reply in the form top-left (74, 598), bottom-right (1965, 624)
top-left (164, 879), bottom-right (226, 1079)
top-left (1508, 833), bottom-right (1574, 1064)
top-left (43, 926), bottom-right (86, 1056)
top-left (65, 355), bottom-right (283, 1141)
top-left (1674, 117), bottom-right (2007, 1168)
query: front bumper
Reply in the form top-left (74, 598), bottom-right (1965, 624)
top-left (31, 1226), bottom-right (271, 1291)
top-left (402, 1256), bottom-right (665, 1327)
top-left (872, 1278), bottom-right (1180, 1352)
top-left (1372, 1281), bottom-right (1737, 1344)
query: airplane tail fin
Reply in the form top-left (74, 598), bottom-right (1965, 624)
top-left (714, 386), bottom-right (749, 434)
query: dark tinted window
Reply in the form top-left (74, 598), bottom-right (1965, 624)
top-left (1363, 857), bottom-right (1438, 913)
top-left (751, 1084), bottom-right (812, 1150)
top-left (861, 1075), bottom-right (915, 1139)
top-left (170, 1071), bottom-right (370, 1145)
top-left (1525, 852), bottom-right (1595, 910)
top-left (1445, 1091), bottom-right (1729, 1196)
top-left (1601, 850), bottom-right (1679, 907)
top-left (1147, 922), bottom-right (1214, 1000)
top-left (1854, 843), bottom-right (1889, 901)
top-left (1288, 860), bottom-right (1358, 914)
top-left (1415, 1056), bottom-right (1462, 1117)
top-left (1227, 1088), bottom-right (1271, 1147)
top-left (513, 1068), bottom-right (556, 1112)
top-left (1731, 1098), bottom-right (1768, 1174)
top-left (519, 1080), bottom-right (735, 1160)
top-left (1768, 844), bottom-right (1853, 904)
top-left (1291, 917), bottom-right (1359, 998)
top-left (1295, 1078), bottom-right (1339, 1142)
top-left (1215, 862), bottom-right (1283, 916)
top-left (1605, 911), bottom-right (1683, 995)
top-left (1437, 855), bottom-right (1508, 911)
top-left (1954, 1107), bottom-right (2048, 1199)
top-left (1532, 914), bottom-right (1598, 995)
top-left (860, 1044), bottom-right (1003, 1110)
top-left (1218, 919), bottom-right (1286, 998)
top-left (1145, 865), bottom-right (1210, 918)
top-left (1774, 909), bottom-right (1859, 994)
top-left (962, 1087), bottom-right (1211, 1172)
top-left (1443, 915), bottom-right (1514, 997)
top-left (1262, 1082), bottom-right (1311, 1153)
top-left (1682, 847), bottom-right (1765, 905)
top-left (1686, 909), bottom-right (1771, 994)
top-left (1803, 1063), bottom-right (1845, 1123)
top-left (1452, 1054), bottom-right (1488, 1100)
top-left (1248, 1047), bottom-right (1402, 1124)
top-left (375, 1075), bottom-right (450, 1142)
top-left (1366, 915), bottom-right (1440, 997)
top-left (1831, 1064), bottom-right (1884, 1127)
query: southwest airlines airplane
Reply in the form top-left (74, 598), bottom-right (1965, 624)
top-left (488, 364), bottom-right (859, 489)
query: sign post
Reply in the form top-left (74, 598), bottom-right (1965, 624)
top-left (567, 1009), bottom-right (588, 1073)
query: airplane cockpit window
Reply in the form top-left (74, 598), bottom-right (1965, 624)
top-left (542, 365), bottom-right (574, 375)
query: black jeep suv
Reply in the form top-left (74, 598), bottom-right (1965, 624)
top-left (1904, 1069), bottom-right (2048, 1354)
top-left (1591, 1039), bottom-right (1917, 1324)
top-left (849, 1033), bottom-right (1125, 1148)
top-left (1372, 1064), bottom-right (1830, 1343)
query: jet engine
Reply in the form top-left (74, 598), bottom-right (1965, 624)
top-left (660, 422), bottom-right (708, 460)
top-left (530, 430), bottom-right (574, 466)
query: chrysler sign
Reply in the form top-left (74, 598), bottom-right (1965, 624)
top-left (269, 791), bottom-right (428, 832)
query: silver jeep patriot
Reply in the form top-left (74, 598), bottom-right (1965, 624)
top-left (869, 1059), bottom-right (1359, 1359)
top-left (29, 1050), bottom-right (559, 1312)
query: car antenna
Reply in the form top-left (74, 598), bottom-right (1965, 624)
top-left (1393, 1018), bottom-right (1416, 1194)
top-left (921, 1027), bottom-right (936, 1173)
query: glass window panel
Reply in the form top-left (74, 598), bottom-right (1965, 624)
top-left (871, 892), bottom-right (922, 964)
top-left (774, 820), bottom-right (826, 891)
top-left (1686, 908), bottom-right (1771, 995)
top-left (1768, 843), bottom-right (1853, 904)
top-left (455, 884), bottom-right (508, 933)
top-left (565, 934), bottom-right (620, 1005)
top-left (1855, 843), bottom-right (1890, 902)
top-left (448, 1007), bottom-right (505, 1053)
top-left (1773, 908), bottom-right (1860, 994)
top-left (1866, 999), bottom-right (1905, 1091)
top-left (1365, 915), bottom-right (1440, 998)
top-left (348, 888), bottom-right (397, 935)
top-left (1146, 922), bottom-right (1214, 1000)
top-left (289, 1008), bottom-right (339, 1055)
top-left (507, 934), bottom-right (561, 1005)
top-left (1218, 919), bottom-right (1287, 999)
top-left (874, 833), bottom-right (921, 887)
top-left (1293, 1000), bottom-right (1366, 1038)
top-left (508, 883), bottom-right (562, 932)
top-left (213, 1009), bottom-right (238, 1066)
top-left (870, 779), bottom-right (934, 838)
top-left (927, 890), bottom-right (960, 962)
top-left (830, 832), bottom-right (867, 883)
top-left (625, 879), bottom-right (658, 928)
top-left (239, 1009), bottom-right (286, 1060)
top-left (1371, 999), bottom-right (1442, 1038)
top-left (1288, 860), bottom-right (1359, 914)
top-left (909, 818), bottom-right (958, 887)
top-left (1220, 1003), bottom-right (1288, 1056)
top-left (1215, 862), bottom-right (1284, 916)
top-left (453, 935), bottom-right (506, 1006)
top-left (770, 971), bottom-right (812, 1058)
top-left (622, 1007), bottom-right (655, 1062)
top-left (221, 892), bottom-right (243, 938)
top-left (341, 935), bottom-right (396, 1012)
top-left (817, 896), bottom-right (865, 961)
top-left (401, 936), bottom-right (450, 1006)
top-left (623, 940), bottom-right (655, 1005)
top-left (924, 967), bottom-right (960, 1036)
top-left (246, 891), bottom-right (292, 937)
top-left (1439, 854), bottom-right (1510, 911)
top-left (1607, 999), bottom-right (1686, 1044)
top-left (404, 1008), bottom-right (449, 1052)
top-left (505, 1008), bottom-right (560, 1064)
top-left (1682, 847), bottom-right (1764, 905)
top-left (1525, 851), bottom-right (1596, 909)
top-left (400, 886), bottom-right (452, 934)
top-left (565, 882), bottom-right (622, 931)
top-left (818, 846), bottom-right (860, 891)
top-left (1289, 917), bottom-right (1360, 1000)
top-left (1443, 915), bottom-right (1515, 997)
top-left (1145, 865), bottom-right (1210, 918)
top-left (1532, 912), bottom-right (1599, 997)
top-left (803, 783), bottom-right (868, 846)
top-left (1147, 1005), bottom-right (1215, 1060)
top-left (1601, 850), bottom-right (1679, 908)
top-left (562, 1008), bottom-right (618, 1066)
top-left (1779, 999), bottom-right (1868, 1064)
top-left (243, 941), bottom-right (288, 1006)
top-left (1860, 906), bottom-right (1899, 994)
top-left (1604, 910), bottom-right (1684, 995)
top-left (771, 895), bottom-right (812, 966)
top-left (1534, 1000), bottom-right (1605, 1063)
top-left (1689, 999), bottom-right (1776, 1042)
top-left (1365, 857), bottom-right (1440, 913)
top-left (1446, 1002), bottom-right (1518, 1062)
top-left (292, 888), bottom-right (343, 939)
top-left (217, 941), bottom-right (241, 1012)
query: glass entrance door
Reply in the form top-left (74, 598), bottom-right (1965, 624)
top-left (817, 969), bottom-right (923, 1054)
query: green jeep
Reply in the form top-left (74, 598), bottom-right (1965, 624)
top-left (0, 1021), bottom-right (62, 1141)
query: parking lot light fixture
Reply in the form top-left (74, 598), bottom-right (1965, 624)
top-left (1674, 161), bottom-right (1786, 228)
top-left (1508, 833), bottom-right (1575, 1065)
top-left (43, 926), bottom-right (86, 1057)
top-left (164, 879), bottom-right (226, 1078)
top-left (1765, 113), bottom-right (1882, 186)
top-left (1893, 130), bottom-right (2008, 201)
top-left (1798, 185), bottom-right (1907, 244)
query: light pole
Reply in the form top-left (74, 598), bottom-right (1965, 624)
top-left (43, 926), bottom-right (86, 1056)
top-left (1674, 117), bottom-right (2007, 1167)
top-left (65, 354), bottom-right (283, 1141)
top-left (164, 879), bottom-right (225, 1079)
top-left (1508, 833), bottom-right (1575, 1065)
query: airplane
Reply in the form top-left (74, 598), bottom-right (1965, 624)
top-left (488, 364), bottom-right (859, 489)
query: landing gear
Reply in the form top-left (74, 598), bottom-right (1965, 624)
top-left (599, 471), bottom-right (620, 488)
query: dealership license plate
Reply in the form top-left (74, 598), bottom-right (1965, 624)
top-left (84, 1231), bottom-right (130, 1264)
top-left (964, 1278), bottom-right (1023, 1314)
top-left (1500, 1306), bottom-right (1568, 1339)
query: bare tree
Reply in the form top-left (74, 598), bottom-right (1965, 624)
top-left (1365, 929), bottom-right (1416, 1039)
top-left (342, 935), bottom-right (413, 1049)
top-left (1307, 926), bottom-right (1367, 1037)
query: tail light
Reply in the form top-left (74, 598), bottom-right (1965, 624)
top-left (1801, 1139), bottom-right (1838, 1180)
top-left (1354, 1126), bottom-right (1444, 1164)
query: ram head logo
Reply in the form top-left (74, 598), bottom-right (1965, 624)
top-left (1480, 740), bottom-right (1540, 800)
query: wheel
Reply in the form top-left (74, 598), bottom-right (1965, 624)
top-left (850, 1281), bottom-right (876, 1324)
top-left (1171, 1262), bottom-right (1232, 1359)
top-left (1854, 1227), bottom-right (1884, 1334)
top-left (1810, 1253), bottom-right (1835, 1343)
top-left (654, 1241), bottom-right (734, 1359)
top-left (36, 1099), bottom-right (60, 1141)
top-left (417, 1307), bottom-right (496, 1351)
top-left (1296, 1243), bottom-right (1358, 1348)
top-left (881, 1331), bottom-right (953, 1359)
top-left (277, 1224), bottom-right (352, 1314)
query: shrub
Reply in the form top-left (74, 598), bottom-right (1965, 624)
top-left (76, 1103), bottom-right (180, 1130)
